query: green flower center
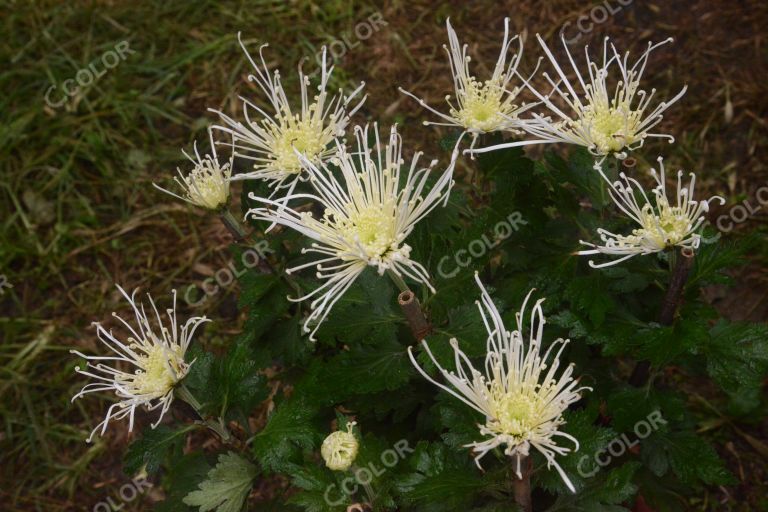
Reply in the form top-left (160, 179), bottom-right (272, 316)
top-left (633, 200), bottom-right (690, 248)
top-left (453, 79), bottom-right (508, 132)
top-left (268, 115), bottom-right (329, 173)
top-left (487, 383), bottom-right (539, 438)
top-left (579, 103), bottom-right (641, 154)
top-left (334, 203), bottom-right (398, 259)
top-left (130, 344), bottom-right (183, 396)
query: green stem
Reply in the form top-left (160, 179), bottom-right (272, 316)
top-left (386, 269), bottom-right (410, 293)
top-left (220, 208), bottom-right (303, 306)
top-left (176, 384), bottom-right (202, 410)
top-left (177, 384), bottom-right (233, 442)
top-left (219, 209), bottom-right (248, 242)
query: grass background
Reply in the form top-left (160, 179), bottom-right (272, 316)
top-left (1, 0), bottom-right (766, 510)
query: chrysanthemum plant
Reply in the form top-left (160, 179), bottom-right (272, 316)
top-left (73, 23), bottom-right (767, 512)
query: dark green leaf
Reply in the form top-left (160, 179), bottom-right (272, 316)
top-left (124, 424), bottom-right (196, 475)
top-left (155, 452), bottom-right (212, 512)
top-left (252, 398), bottom-right (321, 472)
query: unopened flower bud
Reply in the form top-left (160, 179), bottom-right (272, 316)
top-left (321, 421), bottom-right (359, 471)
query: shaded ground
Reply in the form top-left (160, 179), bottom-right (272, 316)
top-left (0, 0), bottom-right (766, 510)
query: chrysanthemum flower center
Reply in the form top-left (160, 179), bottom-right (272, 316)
top-left (631, 200), bottom-right (691, 249)
top-left (453, 79), bottom-right (508, 132)
top-left (268, 114), bottom-right (329, 174)
top-left (580, 103), bottom-right (641, 154)
top-left (336, 203), bottom-right (398, 259)
top-left (130, 344), bottom-right (184, 396)
top-left (486, 383), bottom-right (539, 439)
top-left (186, 162), bottom-right (229, 210)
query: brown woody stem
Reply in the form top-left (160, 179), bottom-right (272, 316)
top-left (621, 156), bottom-right (637, 174)
top-left (629, 247), bottom-right (695, 387)
top-left (511, 456), bottom-right (533, 512)
top-left (397, 290), bottom-right (432, 341)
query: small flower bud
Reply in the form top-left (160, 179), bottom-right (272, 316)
top-left (321, 421), bottom-right (359, 471)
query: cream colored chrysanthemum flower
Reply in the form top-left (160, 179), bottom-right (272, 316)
top-left (71, 286), bottom-right (209, 442)
top-left (211, 33), bottom-right (366, 194)
top-left (399, 18), bottom-right (536, 150)
top-left (579, 157), bottom-right (725, 268)
top-left (247, 123), bottom-right (455, 340)
top-left (408, 274), bottom-right (589, 492)
top-left (321, 421), bottom-right (359, 471)
top-left (153, 129), bottom-right (232, 210)
top-left (471, 35), bottom-right (686, 167)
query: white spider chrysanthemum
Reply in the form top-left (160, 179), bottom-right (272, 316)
top-left (211, 33), bottom-right (366, 195)
top-left (71, 286), bottom-right (209, 442)
top-left (246, 123), bottom-right (455, 340)
top-left (153, 129), bottom-right (232, 211)
top-left (579, 157), bottom-right (725, 268)
top-left (470, 35), bottom-right (686, 167)
top-left (399, 18), bottom-right (536, 150)
top-left (408, 274), bottom-right (589, 492)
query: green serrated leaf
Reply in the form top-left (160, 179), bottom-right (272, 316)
top-left (436, 394), bottom-right (483, 449)
top-left (602, 266), bottom-right (651, 294)
top-left (319, 338), bottom-right (414, 397)
top-left (252, 398), bottom-right (321, 472)
top-left (396, 442), bottom-right (489, 512)
top-left (606, 388), bottom-right (683, 433)
top-left (188, 339), bottom-right (269, 421)
top-left (315, 269), bottom-right (399, 344)
top-left (271, 314), bottom-right (312, 365)
top-left (566, 275), bottom-right (614, 327)
top-left (155, 452), bottom-right (212, 512)
top-left (536, 407), bottom-right (616, 495)
top-left (641, 431), bottom-right (734, 486)
top-left (688, 235), bottom-right (755, 287)
top-left (124, 424), bottom-right (196, 475)
top-left (703, 321), bottom-right (768, 397)
top-left (635, 318), bottom-right (708, 366)
top-left (547, 462), bottom-right (639, 511)
top-left (549, 310), bottom-right (590, 340)
top-left (183, 452), bottom-right (258, 512)
top-left (239, 281), bottom-right (292, 341)
top-left (237, 270), bottom-right (278, 309)
top-left (184, 346), bottom-right (214, 394)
